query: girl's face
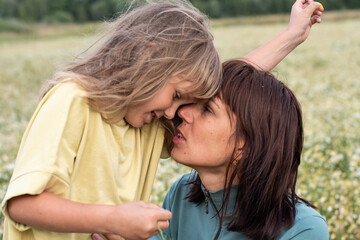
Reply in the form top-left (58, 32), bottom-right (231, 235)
top-left (171, 97), bottom-right (236, 173)
top-left (125, 77), bottom-right (195, 127)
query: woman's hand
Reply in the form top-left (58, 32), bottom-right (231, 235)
top-left (288, 0), bottom-right (324, 44)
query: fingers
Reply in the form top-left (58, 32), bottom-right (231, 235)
top-left (311, 8), bottom-right (323, 24)
top-left (296, 0), bottom-right (313, 9)
top-left (310, 2), bottom-right (324, 25)
top-left (92, 233), bottom-right (106, 240)
top-left (133, 202), bottom-right (171, 236)
top-left (297, 0), bottom-right (324, 13)
top-left (313, 9), bottom-right (323, 17)
top-left (143, 202), bottom-right (171, 221)
top-left (311, 15), bottom-right (321, 24)
top-left (300, 0), bottom-right (311, 8)
top-left (317, 3), bottom-right (325, 12)
top-left (107, 201), bottom-right (172, 239)
top-left (141, 202), bottom-right (171, 220)
top-left (157, 220), bottom-right (170, 231)
top-left (304, 2), bottom-right (323, 16)
top-left (91, 233), bottom-right (125, 240)
top-left (305, 2), bottom-right (324, 15)
top-left (157, 209), bottom-right (172, 221)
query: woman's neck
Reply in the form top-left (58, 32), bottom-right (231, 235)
top-left (196, 167), bottom-right (239, 191)
top-left (198, 172), bottom-right (225, 191)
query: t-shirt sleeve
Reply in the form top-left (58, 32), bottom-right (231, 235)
top-left (1, 82), bottom-right (88, 231)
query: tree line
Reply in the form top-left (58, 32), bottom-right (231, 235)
top-left (0, 0), bottom-right (359, 23)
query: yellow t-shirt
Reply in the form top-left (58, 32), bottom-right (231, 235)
top-left (1, 81), bottom-right (166, 240)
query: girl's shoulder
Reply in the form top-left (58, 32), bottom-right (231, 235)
top-left (40, 80), bottom-right (88, 111)
top-left (45, 80), bottom-right (86, 100)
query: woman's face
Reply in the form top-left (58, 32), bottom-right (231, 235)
top-left (125, 76), bottom-right (195, 127)
top-left (171, 97), bottom-right (236, 172)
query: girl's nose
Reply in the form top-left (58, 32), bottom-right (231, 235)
top-left (164, 105), bottom-right (177, 119)
top-left (177, 104), bottom-right (194, 123)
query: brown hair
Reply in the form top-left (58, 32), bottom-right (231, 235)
top-left (187, 60), bottom-right (314, 240)
top-left (41, 1), bottom-right (221, 125)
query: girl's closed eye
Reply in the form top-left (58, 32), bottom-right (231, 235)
top-left (173, 91), bottom-right (181, 100)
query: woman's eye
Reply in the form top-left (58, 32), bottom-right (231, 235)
top-left (202, 104), bottom-right (212, 113)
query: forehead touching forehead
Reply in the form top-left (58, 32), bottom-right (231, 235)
top-left (171, 73), bottom-right (220, 102)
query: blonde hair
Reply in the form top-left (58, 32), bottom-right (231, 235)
top-left (41, 0), bottom-right (221, 123)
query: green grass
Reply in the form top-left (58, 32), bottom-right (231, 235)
top-left (1, 11), bottom-right (360, 239)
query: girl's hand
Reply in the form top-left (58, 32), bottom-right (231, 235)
top-left (92, 233), bottom-right (123, 240)
top-left (104, 201), bottom-right (171, 240)
top-left (288, 0), bottom-right (324, 44)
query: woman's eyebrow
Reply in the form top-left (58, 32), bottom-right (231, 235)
top-left (210, 99), bottom-right (221, 110)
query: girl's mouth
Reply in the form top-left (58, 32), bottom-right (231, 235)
top-left (151, 111), bottom-right (157, 119)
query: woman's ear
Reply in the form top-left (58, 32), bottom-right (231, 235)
top-left (233, 140), bottom-right (246, 162)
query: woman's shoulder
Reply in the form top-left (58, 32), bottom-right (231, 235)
top-left (295, 201), bottom-right (326, 222)
top-left (165, 173), bottom-right (196, 197)
top-left (173, 172), bottom-right (196, 187)
top-left (279, 201), bottom-right (328, 239)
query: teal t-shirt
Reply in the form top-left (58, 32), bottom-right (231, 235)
top-left (150, 173), bottom-right (328, 240)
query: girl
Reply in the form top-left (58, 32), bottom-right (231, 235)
top-left (151, 60), bottom-right (328, 240)
top-left (1, 0), bottom-right (323, 240)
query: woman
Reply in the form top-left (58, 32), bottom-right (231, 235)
top-left (152, 60), bottom-right (329, 240)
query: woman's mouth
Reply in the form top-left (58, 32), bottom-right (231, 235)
top-left (172, 129), bottom-right (186, 143)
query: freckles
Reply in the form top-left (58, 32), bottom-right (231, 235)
top-left (182, 151), bottom-right (190, 163)
top-left (207, 120), bottom-right (216, 137)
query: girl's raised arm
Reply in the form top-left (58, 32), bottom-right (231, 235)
top-left (243, 0), bottom-right (324, 71)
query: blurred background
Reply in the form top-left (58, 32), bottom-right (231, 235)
top-left (0, 0), bottom-right (360, 23)
top-left (0, 0), bottom-right (359, 239)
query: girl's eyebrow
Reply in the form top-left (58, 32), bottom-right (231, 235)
top-left (178, 89), bottom-right (195, 100)
top-left (180, 91), bottom-right (193, 98)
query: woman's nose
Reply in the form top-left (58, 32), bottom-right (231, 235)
top-left (177, 104), bottom-right (194, 123)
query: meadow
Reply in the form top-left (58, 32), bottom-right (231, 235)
top-left (0, 11), bottom-right (359, 239)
